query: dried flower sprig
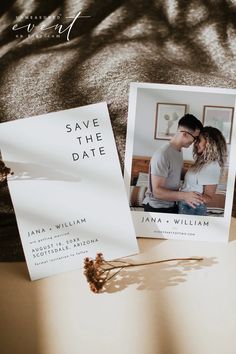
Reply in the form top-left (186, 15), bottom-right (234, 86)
top-left (0, 160), bottom-right (14, 182)
top-left (84, 253), bottom-right (204, 293)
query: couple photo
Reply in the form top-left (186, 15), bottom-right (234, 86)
top-left (128, 85), bottom-right (234, 219)
top-left (143, 114), bottom-right (227, 216)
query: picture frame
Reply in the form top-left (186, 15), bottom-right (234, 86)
top-left (154, 103), bottom-right (187, 140)
top-left (203, 106), bottom-right (234, 144)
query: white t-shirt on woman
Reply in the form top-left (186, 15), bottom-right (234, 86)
top-left (181, 161), bottom-right (221, 194)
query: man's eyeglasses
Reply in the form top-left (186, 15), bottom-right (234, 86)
top-left (180, 130), bottom-right (199, 141)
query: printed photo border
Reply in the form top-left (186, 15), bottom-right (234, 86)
top-left (124, 83), bottom-right (236, 243)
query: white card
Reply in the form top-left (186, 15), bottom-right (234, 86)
top-left (125, 83), bottom-right (236, 242)
top-left (0, 102), bottom-right (138, 280)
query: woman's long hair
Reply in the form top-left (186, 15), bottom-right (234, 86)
top-left (191, 126), bottom-right (227, 171)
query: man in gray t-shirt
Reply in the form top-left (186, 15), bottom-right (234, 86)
top-left (143, 114), bottom-right (203, 213)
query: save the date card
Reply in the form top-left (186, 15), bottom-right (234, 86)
top-left (0, 102), bottom-right (138, 280)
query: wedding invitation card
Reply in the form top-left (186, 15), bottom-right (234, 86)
top-left (0, 102), bottom-right (138, 280)
top-left (124, 83), bottom-right (236, 242)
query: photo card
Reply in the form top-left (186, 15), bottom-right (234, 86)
top-left (125, 83), bottom-right (236, 242)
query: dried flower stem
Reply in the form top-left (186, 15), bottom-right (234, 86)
top-left (84, 253), bottom-right (204, 293)
top-left (101, 256), bottom-right (203, 272)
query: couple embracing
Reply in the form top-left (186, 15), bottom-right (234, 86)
top-left (143, 114), bottom-right (227, 216)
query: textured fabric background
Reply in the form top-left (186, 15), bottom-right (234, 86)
top-left (0, 0), bottom-right (236, 260)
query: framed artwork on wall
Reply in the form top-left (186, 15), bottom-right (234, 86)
top-left (154, 103), bottom-right (187, 140)
top-left (203, 106), bottom-right (234, 144)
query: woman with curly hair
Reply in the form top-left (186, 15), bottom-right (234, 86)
top-left (179, 126), bottom-right (227, 215)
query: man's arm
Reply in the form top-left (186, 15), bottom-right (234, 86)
top-left (151, 174), bottom-right (203, 207)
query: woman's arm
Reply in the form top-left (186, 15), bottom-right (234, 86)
top-left (202, 185), bottom-right (217, 204)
